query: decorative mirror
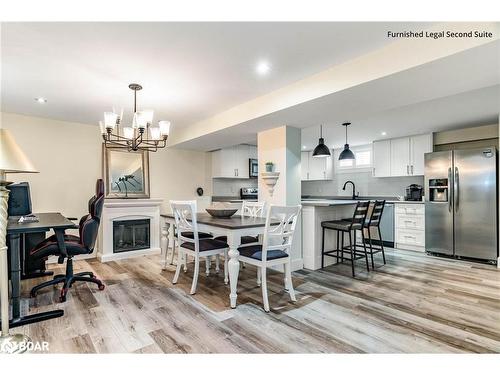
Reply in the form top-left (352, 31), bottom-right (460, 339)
top-left (103, 146), bottom-right (150, 198)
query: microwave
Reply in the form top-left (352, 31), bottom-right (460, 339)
top-left (249, 158), bottom-right (258, 178)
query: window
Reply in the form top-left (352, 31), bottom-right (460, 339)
top-left (336, 146), bottom-right (372, 171)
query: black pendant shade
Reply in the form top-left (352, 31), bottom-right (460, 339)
top-left (338, 122), bottom-right (355, 160)
top-left (312, 125), bottom-right (331, 158)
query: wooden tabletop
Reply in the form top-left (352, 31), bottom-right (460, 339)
top-left (7, 212), bottom-right (77, 234)
top-left (161, 213), bottom-right (278, 230)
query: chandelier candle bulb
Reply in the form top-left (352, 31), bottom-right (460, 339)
top-left (159, 120), bottom-right (171, 136)
top-left (104, 112), bottom-right (118, 129)
top-left (99, 121), bottom-right (106, 134)
top-left (150, 127), bottom-right (161, 140)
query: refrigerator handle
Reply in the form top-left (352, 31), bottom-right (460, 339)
top-left (448, 167), bottom-right (452, 212)
top-left (454, 166), bottom-right (459, 212)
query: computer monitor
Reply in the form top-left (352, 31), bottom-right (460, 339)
top-left (7, 182), bottom-right (32, 217)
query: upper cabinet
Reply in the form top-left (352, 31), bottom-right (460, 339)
top-left (373, 133), bottom-right (432, 177)
top-left (372, 139), bottom-right (391, 177)
top-left (211, 145), bottom-right (256, 179)
top-left (390, 137), bottom-right (411, 176)
top-left (301, 151), bottom-right (333, 181)
top-left (410, 134), bottom-right (433, 175)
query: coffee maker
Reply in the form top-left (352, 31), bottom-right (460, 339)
top-left (405, 184), bottom-right (424, 201)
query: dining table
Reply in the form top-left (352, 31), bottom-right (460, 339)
top-left (160, 213), bottom-right (279, 308)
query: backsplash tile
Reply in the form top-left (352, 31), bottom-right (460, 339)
top-left (212, 178), bottom-right (257, 197)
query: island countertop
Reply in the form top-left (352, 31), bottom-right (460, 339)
top-left (301, 198), bottom-right (425, 206)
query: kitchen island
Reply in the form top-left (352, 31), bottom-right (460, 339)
top-left (302, 197), bottom-right (425, 270)
top-left (302, 200), bottom-right (359, 270)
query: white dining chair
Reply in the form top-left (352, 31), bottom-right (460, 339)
top-left (237, 204), bottom-right (302, 312)
top-left (165, 216), bottom-right (214, 275)
top-left (171, 200), bottom-right (229, 295)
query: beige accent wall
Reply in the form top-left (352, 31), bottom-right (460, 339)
top-left (0, 112), bottom-right (211, 219)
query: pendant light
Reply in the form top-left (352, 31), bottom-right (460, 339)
top-left (312, 125), bottom-right (331, 158)
top-left (338, 122), bottom-right (355, 160)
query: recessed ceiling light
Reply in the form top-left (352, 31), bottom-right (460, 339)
top-left (302, 145), bottom-right (307, 149)
top-left (35, 97), bottom-right (47, 103)
top-left (256, 60), bottom-right (271, 76)
top-left (381, 131), bottom-right (387, 136)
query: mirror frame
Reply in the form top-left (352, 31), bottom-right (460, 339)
top-left (102, 145), bottom-right (150, 199)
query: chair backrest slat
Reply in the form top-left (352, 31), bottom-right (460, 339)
top-left (261, 205), bottom-right (301, 263)
top-left (367, 200), bottom-right (386, 227)
top-left (349, 201), bottom-right (370, 226)
top-left (170, 200), bottom-right (200, 252)
top-left (242, 201), bottom-right (266, 218)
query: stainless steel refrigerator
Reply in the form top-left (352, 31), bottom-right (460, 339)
top-left (424, 147), bottom-right (498, 262)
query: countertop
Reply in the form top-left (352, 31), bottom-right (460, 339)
top-left (301, 198), bottom-right (425, 206)
top-left (212, 196), bottom-right (257, 203)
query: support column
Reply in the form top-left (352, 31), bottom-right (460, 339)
top-left (258, 126), bottom-right (302, 270)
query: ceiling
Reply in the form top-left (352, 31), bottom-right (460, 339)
top-left (176, 40), bottom-right (499, 151)
top-left (1, 22), bottom-right (432, 128)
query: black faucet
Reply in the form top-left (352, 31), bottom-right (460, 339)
top-left (342, 180), bottom-right (358, 200)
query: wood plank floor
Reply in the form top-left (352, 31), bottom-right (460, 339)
top-left (12, 249), bottom-right (500, 353)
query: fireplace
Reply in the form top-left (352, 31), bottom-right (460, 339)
top-left (98, 198), bottom-right (162, 262)
top-left (113, 219), bottom-right (151, 253)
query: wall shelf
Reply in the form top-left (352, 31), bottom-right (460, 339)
top-left (261, 172), bottom-right (280, 196)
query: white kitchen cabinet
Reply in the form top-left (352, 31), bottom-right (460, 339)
top-left (373, 133), bottom-right (432, 177)
top-left (390, 137), bottom-right (411, 176)
top-left (301, 151), bottom-right (333, 181)
top-left (395, 203), bottom-right (425, 251)
top-left (211, 144), bottom-right (253, 178)
top-left (372, 139), bottom-right (391, 177)
top-left (410, 134), bottom-right (433, 176)
top-left (235, 144), bottom-right (250, 178)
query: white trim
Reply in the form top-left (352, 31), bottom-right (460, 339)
top-left (98, 247), bottom-right (161, 262)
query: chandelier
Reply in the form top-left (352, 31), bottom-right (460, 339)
top-left (99, 83), bottom-right (170, 152)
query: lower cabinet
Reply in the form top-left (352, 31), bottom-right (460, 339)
top-left (394, 203), bottom-right (425, 251)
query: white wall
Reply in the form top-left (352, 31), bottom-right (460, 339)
top-left (1, 112), bottom-right (211, 218)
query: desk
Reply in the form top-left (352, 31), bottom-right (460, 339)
top-left (161, 213), bottom-right (278, 308)
top-left (4, 212), bottom-right (76, 328)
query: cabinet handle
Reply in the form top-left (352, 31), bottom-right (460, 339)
top-left (411, 165), bottom-right (414, 175)
top-left (406, 165), bottom-right (409, 175)
top-left (323, 171), bottom-right (326, 179)
top-left (236, 169), bottom-right (238, 177)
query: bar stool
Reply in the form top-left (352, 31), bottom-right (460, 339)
top-left (321, 201), bottom-right (370, 277)
top-left (363, 200), bottom-right (387, 268)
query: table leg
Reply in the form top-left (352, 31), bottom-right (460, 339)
top-left (9, 233), bottom-right (22, 320)
top-left (161, 221), bottom-right (170, 270)
top-left (227, 232), bottom-right (240, 308)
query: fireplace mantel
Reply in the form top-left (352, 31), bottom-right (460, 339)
top-left (98, 198), bottom-right (163, 262)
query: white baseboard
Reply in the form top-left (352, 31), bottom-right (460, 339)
top-left (97, 247), bottom-right (161, 263)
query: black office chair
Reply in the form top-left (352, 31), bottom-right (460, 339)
top-left (30, 179), bottom-right (105, 302)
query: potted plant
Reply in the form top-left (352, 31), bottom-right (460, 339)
top-left (265, 161), bottom-right (274, 172)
